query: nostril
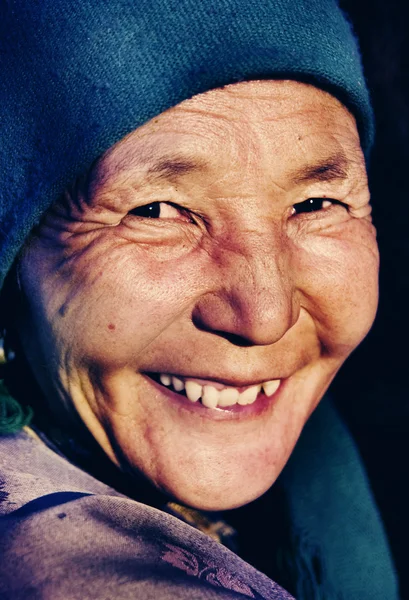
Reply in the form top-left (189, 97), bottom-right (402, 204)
top-left (192, 313), bottom-right (254, 347)
top-left (217, 331), bottom-right (254, 347)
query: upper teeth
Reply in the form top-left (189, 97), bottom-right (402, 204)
top-left (158, 374), bottom-right (280, 409)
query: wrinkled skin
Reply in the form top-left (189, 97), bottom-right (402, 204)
top-left (17, 81), bottom-right (379, 510)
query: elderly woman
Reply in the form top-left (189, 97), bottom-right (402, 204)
top-left (0, 0), bottom-right (399, 598)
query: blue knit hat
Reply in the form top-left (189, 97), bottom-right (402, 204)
top-left (0, 0), bottom-right (373, 288)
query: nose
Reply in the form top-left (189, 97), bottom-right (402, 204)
top-left (192, 229), bottom-right (299, 346)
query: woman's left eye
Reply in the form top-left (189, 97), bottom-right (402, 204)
top-left (292, 198), bottom-right (344, 215)
top-left (128, 202), bottom-right (191, 221)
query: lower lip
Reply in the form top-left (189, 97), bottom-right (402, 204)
top-left (145, 375), bottom-right (285, 420)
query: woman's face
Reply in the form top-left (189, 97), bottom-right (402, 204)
top-left (18, 81), bottom-right (379, 510)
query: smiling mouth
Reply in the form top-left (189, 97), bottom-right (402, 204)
top-left (149, 373), bottom-right (281, 409)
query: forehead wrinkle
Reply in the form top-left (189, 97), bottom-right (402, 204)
top-left (173, 104), bottom-right (237, 121)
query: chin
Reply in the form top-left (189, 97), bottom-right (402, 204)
top-left (164, 475), bottom-right (279, 512)
top-left (86, 363), bottom-right (337, 513)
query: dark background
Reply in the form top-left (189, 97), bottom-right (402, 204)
top-left (334, 0), bottom-right (409, 596)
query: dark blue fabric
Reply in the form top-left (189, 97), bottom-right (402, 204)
top-left (277, 397), bottom-right (399, 599)
top-left (0, 0), bottom-right (373, 288)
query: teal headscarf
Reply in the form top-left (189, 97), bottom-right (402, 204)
top-left (0, 0), bottom-right (373, 289)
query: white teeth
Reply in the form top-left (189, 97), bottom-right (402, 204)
top-left (160, 374), bottom-right (172, 387)
top-left (185, 381), bottom-right (202, 403)
top-left (262, 379), bottom-right (280, 397)
top-left (158, 372), bottom-right (280, 409)
top-left (237, 385), bottom-right (260, 405)
top-left (218, 387), bottom-right (240, 407)
top-left (172, 376), bottom-right (185, 392)
top-left (201, 385), bottom-right (219, 409)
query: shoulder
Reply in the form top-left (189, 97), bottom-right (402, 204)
top-left (0, 428), bottom-right (120, 514)
top-left (0, 430), bottom-right (294, 600)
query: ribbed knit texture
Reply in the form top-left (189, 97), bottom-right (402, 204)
top-left (0, 0), bottom-right (373, 288)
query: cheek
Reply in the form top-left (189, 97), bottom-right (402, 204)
top-left (295, 229), bottom-right (379, 354)
top-left (39, 244), bottom-right (206, 367)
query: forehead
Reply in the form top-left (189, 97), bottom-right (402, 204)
top-left (94, 80), bottom-right (363, 191)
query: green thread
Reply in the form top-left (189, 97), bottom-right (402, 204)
top-left (0, 380), bottom-right (32, 434)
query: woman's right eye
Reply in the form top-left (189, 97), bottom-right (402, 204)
top-left (129, 202), bottom-right (162, 218)
top-left (128, 201), bottom-right (194, 222)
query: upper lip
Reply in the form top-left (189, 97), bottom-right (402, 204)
top-left (146, 372), bottom-right (285, 389)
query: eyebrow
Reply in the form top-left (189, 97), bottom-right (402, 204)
top-left (146, 156), bottom-right (207, 182)
top-left (129, 152), bottom-right (351, 191)
top-left (290, 152), bottom-right (350, 185)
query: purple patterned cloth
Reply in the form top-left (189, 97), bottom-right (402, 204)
top-left (0, 429), bottom-right (294, 599)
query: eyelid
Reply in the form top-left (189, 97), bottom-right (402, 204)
top-left (348, 204), bottom-right (372, 218)
top-left (128, 200), bottom-right (197, 224)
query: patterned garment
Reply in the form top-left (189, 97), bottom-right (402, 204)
top-left (0, 428), bottom-right (293, 600)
